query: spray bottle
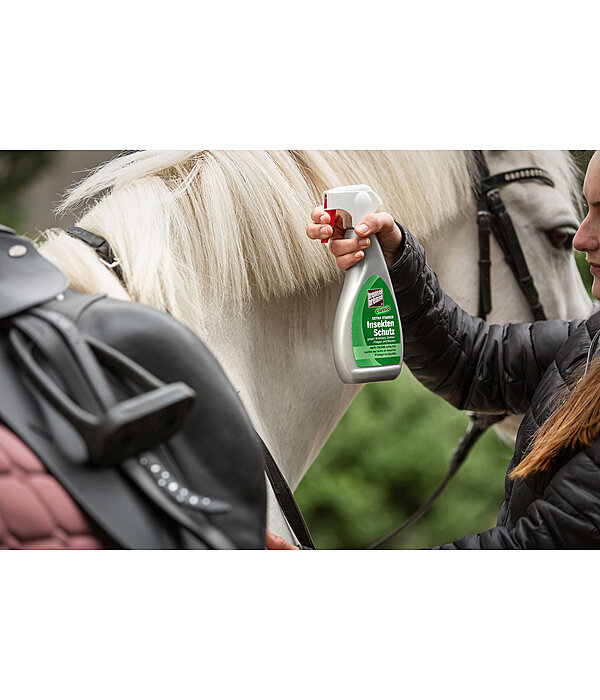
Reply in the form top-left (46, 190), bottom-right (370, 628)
top-left (324, 184), bottom-right (403, 384)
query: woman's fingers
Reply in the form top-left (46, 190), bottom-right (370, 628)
top-left (354, 212), bottom-right (397, 238)
top-left (306, 222), bottom-right (332, 240)
top-left (266, 529), bottom-right (299, 550)
top-left (307, 208), bottom-right (331, 241)
top-left (307, 209), bottom-right (402, 268)
top-left (329, 236), bottom-right (370, 259)
top-left (330, 235), bottom-right (372, 271)
top-left (307, 208), bottom-right (346, 241)
top-left (335, 250), bottom-right (367, 271)
top-left (311, 207), bottom-right (330, 224)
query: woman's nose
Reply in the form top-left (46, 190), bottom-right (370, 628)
top-left (573, 216), bottom-right (600, 252)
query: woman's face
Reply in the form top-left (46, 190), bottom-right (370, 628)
top-left (574, 151), bottom-right (600, 299)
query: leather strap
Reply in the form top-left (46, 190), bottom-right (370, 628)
top-left (477, 210), bottom-right (493, 319)
top-left (67, 226), bottom-right (125, 284)
top-left (487, 190), bottom-right (547, 321)
top-left (473, 151), bottom-right (549, 323)
top-left (480, 167), bottom-right (554, 192)
top-left (256, 433), bottom-right (315, 549)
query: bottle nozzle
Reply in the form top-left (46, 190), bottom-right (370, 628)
top-left (322, 185), bottom-right (383, 235)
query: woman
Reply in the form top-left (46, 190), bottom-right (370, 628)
top-left (270, 151), bottom-right (600, 549)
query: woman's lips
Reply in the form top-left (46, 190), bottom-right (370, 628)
top-left (589, 263), bottom-right (600, 276)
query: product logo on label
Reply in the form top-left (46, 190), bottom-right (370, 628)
top-left (352, 275), bottom-right (402, 368)
top-left (367, 288), bottom-right (384, 307)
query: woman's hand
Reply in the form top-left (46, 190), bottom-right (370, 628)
top-left (306, 209), bottom-right (403, 269)
top-left (266, 529), bottom-right (299, 550)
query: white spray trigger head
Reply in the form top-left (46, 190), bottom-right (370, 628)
top-left (323, 184), bottom-right (383, 229)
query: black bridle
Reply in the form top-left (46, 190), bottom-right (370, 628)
top-left (473, 150), bottom-right (553, 323)
top-left (367, 151), bottom-right (556, 548)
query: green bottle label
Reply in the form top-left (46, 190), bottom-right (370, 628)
top-left (351, 274), bottom-right (402, 367)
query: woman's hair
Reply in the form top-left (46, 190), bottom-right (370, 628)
top-left (510, 353), bottom-right (600, 479)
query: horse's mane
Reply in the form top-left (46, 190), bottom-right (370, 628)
top-left (40, 150), bottom-right (479, 324)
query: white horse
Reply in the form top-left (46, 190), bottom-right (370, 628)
top-left (38, 150), bottom-right (592, 542)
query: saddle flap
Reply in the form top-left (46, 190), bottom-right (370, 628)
top-left (0, 231), bottom-right (69, 319)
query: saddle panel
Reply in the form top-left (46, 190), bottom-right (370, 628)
top-left (0, 424), bottom-right (108, 549)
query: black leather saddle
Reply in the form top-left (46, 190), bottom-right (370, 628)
top-left (0, 224), bottom-right (266, 548)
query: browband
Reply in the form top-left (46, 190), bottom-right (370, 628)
top-left (480, 167), bottom-right (555, 193)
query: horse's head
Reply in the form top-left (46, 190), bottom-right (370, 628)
top-left (425, 150), bottom-right (593, 324)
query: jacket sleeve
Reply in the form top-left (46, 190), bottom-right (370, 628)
top-left (389, 227), bottom-right (584, 415)
top-left (432, 443), bottom-right (600, 548)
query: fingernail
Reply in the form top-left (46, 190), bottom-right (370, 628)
top-left (355, 224), bottom-right (368, 234)
top-left (355, 251), bottom-right (364, 260)
top-left (320, 214), bottom-right (329, 224)
top-left (359, 238), bottom-right (370, 248)
top-left (320, 226), bottom-right (329, 236)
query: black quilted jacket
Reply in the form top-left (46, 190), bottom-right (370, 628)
top-left (389, 228), bottom-right (600, 548)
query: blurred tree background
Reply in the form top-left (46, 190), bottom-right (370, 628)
top-left (0, 150), bottom-right (595, 549)
top-left (0, 151), bottom-right (54, 230)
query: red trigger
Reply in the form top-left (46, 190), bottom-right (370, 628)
top-left (322, 194), bottom-right (335, 244)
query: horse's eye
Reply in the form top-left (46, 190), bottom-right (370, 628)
top-left (547, 226), bottom-right (576, 250)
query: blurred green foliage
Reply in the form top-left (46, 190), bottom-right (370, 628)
top-left (0, 151), bottom-right (53, 229)
top-left (571, 150), bottom-right (594, 174)
top-left (296, 371), bottom-right (514, 549)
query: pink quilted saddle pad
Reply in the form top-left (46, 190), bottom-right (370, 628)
top-left (0, 424), bottom-right (110, 549)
